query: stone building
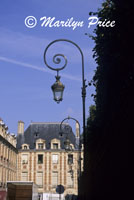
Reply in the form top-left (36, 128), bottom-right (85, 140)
top-left (0, 118), bottom-right (17, 189)
top-left (17, 120), bottom-right (83, 199)
top-left (0, 118), bottom-right (83, 199)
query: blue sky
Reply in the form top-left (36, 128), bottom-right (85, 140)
top-left (0, 0), bottom-right (103, 134)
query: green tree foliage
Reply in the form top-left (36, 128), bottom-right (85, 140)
top-left (88, 105), bottom-right (96, 123)
top-left (80, 0), bottom-right (132, 199)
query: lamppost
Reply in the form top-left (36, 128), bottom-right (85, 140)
top-left (59, 116), bottom-right (82, 178)
top-left (59, 116), bottom-right (82, 200)
top-left (44, 39), bottom-right (87, 169)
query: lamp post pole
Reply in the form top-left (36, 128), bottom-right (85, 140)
top-left (59, 116), bottom-right (82, 178)
top-left (44, 39), bottom-right (87, 169)
top-left (59, 116), bottom-right (82, 200)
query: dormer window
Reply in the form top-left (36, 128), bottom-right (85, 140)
top-left (51, 139), bottom-right (60, 149)
top-left (36, 139), bottom-right (45, 149)
top-left (38, 143), bottom-right (43, 149)
top-left (22, 144), bottom-right (29, 150)
top-left (53, 143), bottom-right (58, 149)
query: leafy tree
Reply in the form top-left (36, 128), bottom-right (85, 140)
top-left (87, 105), bottom-right (96, 124)
top-left (79, 0), bottom-right (132, 199)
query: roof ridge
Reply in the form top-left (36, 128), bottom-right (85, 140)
top-left (30, 122), bottom-right (69, 125)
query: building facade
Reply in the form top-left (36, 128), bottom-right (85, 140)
top-left (0, 118), bottom-right (17, 190)
top-left (0, 119), bottom-right (83, 199)
top-left (17, 121), bottom-right (83, 199)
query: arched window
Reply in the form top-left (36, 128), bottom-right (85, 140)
top-left (24, 145), bottom-right (27, 150)
top-left (22, 144), bottom-right (29, 150)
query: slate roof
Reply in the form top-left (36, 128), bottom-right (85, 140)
top-left (17, 122), bottom-right (78, 150)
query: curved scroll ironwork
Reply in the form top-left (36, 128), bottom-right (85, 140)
top-left (44, 41), bottom-right (67, 71)
top-left (44, 39), bottom-right (86, 169)
top-left (44, 39), bottom-right (84, 76)
top-left (60, 116), bottom-right (80, 134)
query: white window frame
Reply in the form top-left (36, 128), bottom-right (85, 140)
top-left (36, 172), bottom-right (43, 188)
top-left (52, 154), bottom-right (59, 164)
top-left (21, 172), bottom-right (28, 181)
top-left (22, 154), bottom-right (28, 164)
top-left (52, 172), bottom-right (58, 187)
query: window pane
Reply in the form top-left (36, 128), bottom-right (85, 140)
top-left (52, 154), bottom-right (58, 164)
top-left (53, 143), bottom-right (58, 149)
top-left (21, 172), bottom-right (28, 181)
top-left (22, 154), bottom-right (28, 164)
top-left (36, 172), bottom-right (43, 187)
top-left (68, 154), bottom-right (73, 165)
top-left (38, 143), bottom-right (43, 149)
top-left (38, 154), bottom-right (43, 164)
top-left (52, 172), bottom-right (58, 187)
top-left (67, 172), bottom-right (73, 187)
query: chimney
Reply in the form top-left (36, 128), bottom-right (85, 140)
top-left (76, 121), bottom-right (80, 138)
top-left (17, 120), bottom-right (24, 134)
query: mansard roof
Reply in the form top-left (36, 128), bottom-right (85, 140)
top-left (17, 122), bottom-right (77, 150)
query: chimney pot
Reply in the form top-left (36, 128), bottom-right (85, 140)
top-left (18, 121), bottom-right (24, 134)
top-left (76, 122), bottom-right (80, 138)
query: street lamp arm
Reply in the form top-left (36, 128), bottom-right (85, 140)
top-left (44, 41), bottom-right (68, 72)
top-left (44, 39), bottom-right (87, 169)
top-left (44, 39), bottom-right (84, 76)
top-left (60, 116), bottom-right (81, 134)
top-left (59, 116), bottom-right (82, 180)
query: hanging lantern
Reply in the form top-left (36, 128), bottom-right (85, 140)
top-left (51, 75), bottom-right (65, 103)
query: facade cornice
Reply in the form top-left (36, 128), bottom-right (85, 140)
top-left (0, 135), bottom-right (18, 153)
top-left (18, 149), bottom-right (81, 153)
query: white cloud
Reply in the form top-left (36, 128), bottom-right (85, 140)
top-left (0, 27), bottom-right (96, 81)
top-left (0, 56), bottom-right (81, 82)
top-left (0, 28), bottom-right (95, 65)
